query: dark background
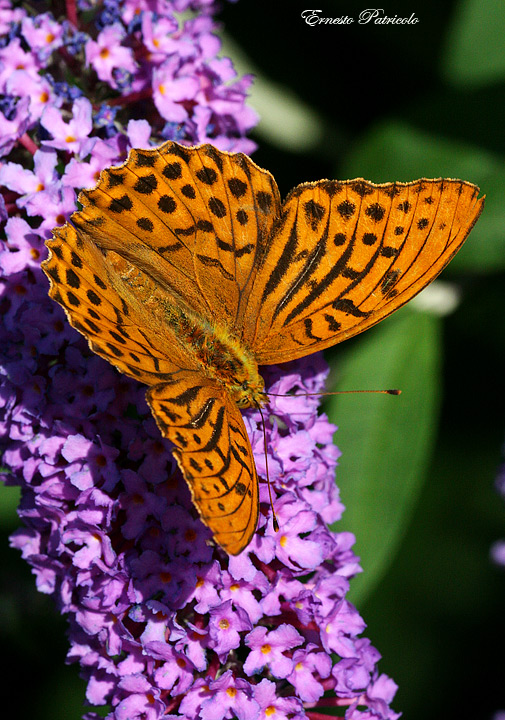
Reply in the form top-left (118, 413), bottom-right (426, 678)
top-left (1, 1), bottom-right (504, 718)
top-left (220, 1), bottom-right (505, 718)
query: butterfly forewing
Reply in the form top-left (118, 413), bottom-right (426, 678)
top-left (72, 143), bottom-right (281, 331)
top-left (246, 178), bottom-right (484, 364)
top-left (147, 376), bottom-right (259, 555)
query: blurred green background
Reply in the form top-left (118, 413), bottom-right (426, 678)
top-left (227, 0), bottom-right (505, 717)
top-left (2, 0), bottom-right (505, 718)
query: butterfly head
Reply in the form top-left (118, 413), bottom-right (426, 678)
top-left (231, 377), bottom-right (269, 410)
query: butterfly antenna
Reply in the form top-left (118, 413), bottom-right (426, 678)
top-left (268, 388), bottom-right (401, 398)
top-left (255, 402), bottom-right (279, 533)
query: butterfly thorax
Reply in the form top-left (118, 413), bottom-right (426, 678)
top-left (175, 307), bottom-right (268, 410)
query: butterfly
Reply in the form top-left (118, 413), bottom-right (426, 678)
top-left (41, 141), bottom-right (484, 554)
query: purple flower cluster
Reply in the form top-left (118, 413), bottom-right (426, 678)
top-left (0, 0), bottom-right (256, 160)
top-left (0, 1), bottom-right (399, 719)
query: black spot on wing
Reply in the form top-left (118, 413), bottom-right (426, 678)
top-left (135, 153), bottom-right (156, 168)
top-left (163, 162), bottom-right (182, 180)
top-left (158, 195), bottom-right (177, 213)
top-left (109, 194), bottom-right (133, 213)
top-left (228, 178), bottom-right (248, 198)
top-left (365, 203), bottom-right (385, 222)
top-left (337, 200), bottom-right (355, 219)
top-left (196, 166), bottom-right (218, 185)
top-left (134, 173), bottom-right (158, 194)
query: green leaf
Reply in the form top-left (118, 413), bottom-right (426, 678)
top-left (442, 0), bottom-right (505, 87)
top-left (325, 309), bottom-right (441, 605)
top-left (340, 121), bottom-right (505, 272)
top-left (0, 483), bottom-right (21, 529)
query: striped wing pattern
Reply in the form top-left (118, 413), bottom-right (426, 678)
top-left (245, 178), bottom-right (484, 364)
top-left (147, 376), bottom-right (259, 555)
top-left (42, 141), bottom-right (484, 555)
top-left (44, 222), bottom-right (191, 385)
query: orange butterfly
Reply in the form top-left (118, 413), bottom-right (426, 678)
top-left (42, 142), bottom-right (484, 554)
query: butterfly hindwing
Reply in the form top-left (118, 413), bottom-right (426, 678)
top-left (147, 376), bottom-right (259, 555)
top-left (245, 178), bottom-right (484, 364)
